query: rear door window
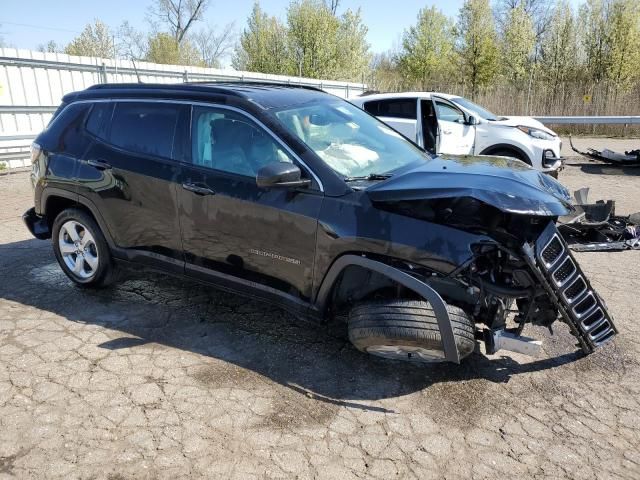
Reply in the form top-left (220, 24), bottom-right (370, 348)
top-left (109, 102), bottom-right (180, 159)
top-left (363, 99), bottom-right (417, 119)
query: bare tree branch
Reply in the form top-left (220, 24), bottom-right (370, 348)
top-left (149, 0), bottom-right (210, 44)
top-left (192, 22), bottom-right (236, 67)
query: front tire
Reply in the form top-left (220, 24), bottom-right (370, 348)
top-left (348, 300), bottom-right (475, 363)
top-left (52, 208), bottom-right (118, 288)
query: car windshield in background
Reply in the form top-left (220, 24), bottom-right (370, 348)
top-left (273, 99), bottom-right (430, 178)
top-left (451, 97), bottom-right (499, 121)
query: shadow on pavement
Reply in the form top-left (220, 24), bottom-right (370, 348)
top-left (0, 238), bottom-right (580, 412)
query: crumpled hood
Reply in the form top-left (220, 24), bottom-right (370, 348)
top-left (492, 116), bottom-right (556, 136)
top-left (366, 155), bottom-right (573, 216)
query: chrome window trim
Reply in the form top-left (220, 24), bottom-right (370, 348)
top-left (71, 97), bottom-right (325, 192)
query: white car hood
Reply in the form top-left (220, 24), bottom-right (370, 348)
top-left (490, 116), bottom-right (556, 135)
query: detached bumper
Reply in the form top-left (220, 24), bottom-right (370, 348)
top-left (23, 207), bottom-right (51, 240)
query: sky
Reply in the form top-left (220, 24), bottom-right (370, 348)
top-left (1, 0), bottom-right (582, 57)
top-left (0, 0), bottom-right (477, 55)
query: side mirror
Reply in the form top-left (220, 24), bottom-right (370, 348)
top-left (467, 115), bottom-right (478, 126)
top-left (256, 162), bottom-right (311, 189)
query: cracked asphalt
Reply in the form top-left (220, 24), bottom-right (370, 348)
top-left (0, 152), bottom-right (639, 479)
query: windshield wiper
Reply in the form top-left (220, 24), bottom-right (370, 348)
top-left (344, 173), bottom-right (393, 182)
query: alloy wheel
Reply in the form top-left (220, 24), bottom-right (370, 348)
top-left (58, 220), bottom-right (99, 280)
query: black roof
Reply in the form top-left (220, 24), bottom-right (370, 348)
top-left (81, 81), bottom-right (332, 109)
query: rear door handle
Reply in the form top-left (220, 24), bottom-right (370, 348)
top-left (182, 183), bottom-right (215, 196)
top-left (86, 159), bottom-right (112, 170)
top-left (442, 130), bottom-right (452, 135)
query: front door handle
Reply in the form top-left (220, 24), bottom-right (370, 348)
top-left (182, 183), bottom-right (215, 196)
top-left (442, 130), bottom-right (452, 135)
top-left (87, 159), bottom-right (112, 170)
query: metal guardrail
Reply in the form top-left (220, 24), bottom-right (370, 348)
top-left (0, 148), bottom-right (30, 161)
top-left (0, 106), bottom-right (57, 114)
top-left (0, 134), bottom-right (38, 141)
top-left (535, 116), bottom-right (640, 125)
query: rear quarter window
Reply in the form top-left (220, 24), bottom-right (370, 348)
top-left (108, 102), bottom-right (180, 159)
top-left (85, 102), bottom-right (114, 139)
top-left (39, 102), bottom-right (91, 155)
top-left (363, 99), bottom-right (417, 119)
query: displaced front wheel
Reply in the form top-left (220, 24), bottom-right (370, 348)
top-left (348, 299), bottom-right (475, 363)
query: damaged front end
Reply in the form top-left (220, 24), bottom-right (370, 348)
top-left (459, 221), bottom-right (617, 356)
top-left (366, 157), bottom-right (618, 357)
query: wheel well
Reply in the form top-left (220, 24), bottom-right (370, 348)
top-left (327, 265), bottom-right (417, 315)
top-left (45, 196), bottom-right (90, 229)
top-left (480, 144), bottom-right (531, 165)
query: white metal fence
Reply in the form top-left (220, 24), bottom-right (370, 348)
top-left (0, 48), bottom-right (367, 168)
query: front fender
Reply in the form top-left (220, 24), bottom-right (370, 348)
top-left (313, 254), bottom-right (461, 363)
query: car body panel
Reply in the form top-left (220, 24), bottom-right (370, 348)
top-left (365, 156), bottom-right (573, 216)
top-left (177, 163), bottom-right (323, 301)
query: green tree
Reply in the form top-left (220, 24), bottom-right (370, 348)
top-left (539, 1), bottom-right (578, 101)
top-left (607, 0), bottom-right (640, 92)
top-left (234, 0), bottom-right (369, 81)
top-left (398, 6), bottom-right (456, 89)
top-left (145, 32), bottom-right (201, 65)
top-left (456, 0), bottom-right (499, 99)
top-left (579, 0), bottom-right (611, 84)
top-left (286, 0), bottom-right (341, 78)
top-left (335, 8), bottom-right (370, 81)
top-left (370, 51), bottom-right (404, 92)
top-left (502, 5), bottom-right (536, 89)
top-left (65, 20), bottom-right (115, 58)
top-left (232, 2), bottom-right (291, 74)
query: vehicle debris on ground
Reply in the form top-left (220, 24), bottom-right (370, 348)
top-left (558, 187), bottom-right (640, 252)
top-left (569, 135), bottom-right (640, 166)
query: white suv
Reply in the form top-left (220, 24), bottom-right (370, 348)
top-left (350, 92), bottom-right (563, 175)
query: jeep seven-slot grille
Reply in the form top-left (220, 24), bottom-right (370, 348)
top-left (552, 257), bottom-right (576, 286)
top-left (534, 225), bottom-right (617, 351)
top-left (541, 236), bottom-right (563, 267)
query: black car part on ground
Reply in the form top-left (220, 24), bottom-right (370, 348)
top-left (557, 188), bottom-right (640, 252)
top-left (569, 135), bottom-right (640, 166)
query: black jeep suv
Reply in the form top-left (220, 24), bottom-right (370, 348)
top-left (24, 83), bottom-right (616, 363)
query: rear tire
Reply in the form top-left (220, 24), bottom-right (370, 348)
top-left (348, 299), bottom-right (475, 363)
top-left (52, 208), bottom-right (119, 288)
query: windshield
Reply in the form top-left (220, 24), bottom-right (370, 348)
top-left (273, 99), bottom-right (430, 178)
top-left (451, 96), bottom-right (498, 121)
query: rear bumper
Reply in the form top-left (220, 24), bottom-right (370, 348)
top-left (23, 207), bottom-right (51, 240)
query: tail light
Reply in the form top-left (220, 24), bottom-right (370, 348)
top-left (30, 142), bottom-right (41, 164)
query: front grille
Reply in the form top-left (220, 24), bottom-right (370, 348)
top-left (563, 277), bottom-right (587, 304)
top-left (527, 223), bottom-right (617, 352)
top-left (552, 257), bottom-right (576, 286)
top-left (541, 236), bottom-right (563, 267)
